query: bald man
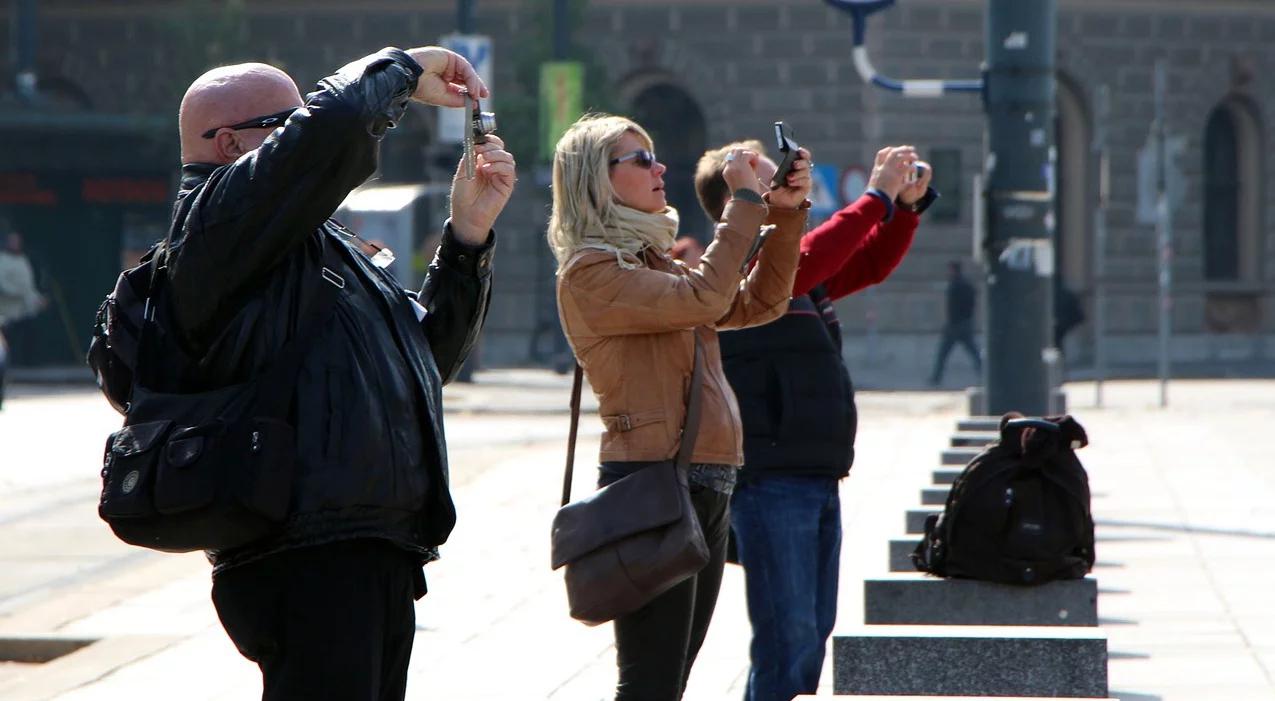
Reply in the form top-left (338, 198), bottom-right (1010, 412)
top-left (157, 47), bottom-right (514, 699)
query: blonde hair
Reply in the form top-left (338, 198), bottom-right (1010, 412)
top-left (547, 113), bottom-right (679, 269)
top-left (694, 139), bottom-right (768, 222)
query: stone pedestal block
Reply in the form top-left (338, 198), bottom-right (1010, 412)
top-left (942, 447), bottom-right (981, 465)
top-left (957, 416), bottom-right (1000, 432)
top-left (864, 574), bottom-right (1099, 626)
top-left (906, 508), bottom-right (939, 534)
top-left (890, 537), bottom-right (921, 572)
top-left (950, 432), bottom-right (998, 447)
top-left (833, 625), bottom-right (1108, 697)
top-left (921, 487), bottom-right (949, 505)
top-left (933, 467), bottom-right (962, 484)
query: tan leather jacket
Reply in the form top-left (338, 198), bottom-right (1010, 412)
top-left (557, 198), bottom-right (807, 466)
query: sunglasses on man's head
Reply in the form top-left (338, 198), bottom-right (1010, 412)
top-left (200, 107), bottom-right (299, 139)
top-left (609, 149), bottom-right (657, 169)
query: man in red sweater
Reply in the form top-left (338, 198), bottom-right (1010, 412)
top-left (696, 141), bottom-right (936, 701)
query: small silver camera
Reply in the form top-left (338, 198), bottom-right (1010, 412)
top-left (462, 91), bottom-right (497, 180)
top-left (906, 162), bottom-right (927, 185)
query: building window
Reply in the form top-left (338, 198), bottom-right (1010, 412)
top-left (1202, 98), bottom-right (1262, 283)
top-left (1203, 107), bottom-right (1240, 280)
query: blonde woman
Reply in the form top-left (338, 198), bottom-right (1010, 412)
top-left (550, 114), bottom-right (811, 700)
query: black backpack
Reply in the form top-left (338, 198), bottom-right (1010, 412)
top-left (912, 413), bottom-right (1095, 585)
top-left (86, 243), bottom-right (162, 414)
top-left (87, 189), bottom-right (343, 553)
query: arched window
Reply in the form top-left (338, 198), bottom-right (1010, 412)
top-left (1204, 107), bottom-right (1240, 280)
top-left (1202, 98), bottom-right (1262, 283)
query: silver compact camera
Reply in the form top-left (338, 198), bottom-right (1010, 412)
top-left (462, 90), bottom-right (497, 180)
top-left (906, 162), bottom-right (928, 185)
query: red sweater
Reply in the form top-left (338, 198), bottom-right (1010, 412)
top-left (792, 194), bottom-right (919, 301)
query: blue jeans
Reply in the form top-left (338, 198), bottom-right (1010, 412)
top-left (730, 475), bottom-right (841, 701)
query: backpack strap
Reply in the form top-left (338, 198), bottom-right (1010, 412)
top-left (130, 188), bottom-right (343, 419)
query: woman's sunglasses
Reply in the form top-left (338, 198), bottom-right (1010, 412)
top-left (609, 149), bottom-right (657, 169)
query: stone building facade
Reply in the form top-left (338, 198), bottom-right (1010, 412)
top-left (2, 0), bottom-right (1271, 384)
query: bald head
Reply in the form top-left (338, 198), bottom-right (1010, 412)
top-left (179, 62), bottom-right (303, 165)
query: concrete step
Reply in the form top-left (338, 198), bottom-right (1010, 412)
top-left (933, 467), bottom-right (962, 484)
top-left (950, 432), bottom-right (998, 447)
top-left (889, 536), bottom-right (921, 572)
top-left (833, 625), bottom-right (1108, 697)
top-left (864, 574), bottom-right (1099, 626)
top-left (942, 447), bottom-right (981, 465)
top-left (956, 416), bottom-right (1000, 432)
top-left (906, 508), bottom-right (940, 535)
top-left (921, 487), bottom-right (949, 506)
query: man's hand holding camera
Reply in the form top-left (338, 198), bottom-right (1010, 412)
top-left (451, 135), bottom-right (517, 244)
top-left (402, 46), bottom-right (517, 245)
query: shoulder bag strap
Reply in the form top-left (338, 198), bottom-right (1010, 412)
top-left (674, 332), bottom-right (706, 470)
top-left (561, 364), bottom-right (584, 507)
top-left (559, 329), bottom-right (706, 506)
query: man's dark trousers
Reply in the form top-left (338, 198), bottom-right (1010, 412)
top-left (212, 538), bottom-right (422, 701)
top-left (731, 474), bottom-right (841, 701)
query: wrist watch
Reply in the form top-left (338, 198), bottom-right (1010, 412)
top-left (898, 186), bottom-right (939, 215)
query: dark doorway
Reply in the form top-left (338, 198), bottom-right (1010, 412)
top-left (1203, 106), bottom-right (1240, 281)
top-left (629, 84), bottom-right (709, 242)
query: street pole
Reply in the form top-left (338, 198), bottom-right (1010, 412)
top-left (1092, 84), bottom-right (1110, 408)
top-left (983, 0), bottom-right (1057, 416)
top-left (457, 0), bottom-right (474, 33)
top-left (1154, 60), bottom-right (1172, 407)
top-left (553, 0), bottom-right (570, 59)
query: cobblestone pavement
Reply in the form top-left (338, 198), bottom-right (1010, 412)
top-left (0, 376), bottom-right (1272, 700)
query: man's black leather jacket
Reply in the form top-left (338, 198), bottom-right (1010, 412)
top-left (163, 48), bottom-right (493, 573)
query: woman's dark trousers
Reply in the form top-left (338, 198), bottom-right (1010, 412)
top-left (597, 466), bottom-right (732, 701)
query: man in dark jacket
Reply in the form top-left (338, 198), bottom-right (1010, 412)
top-left (929, 260), bottom-right (982, 386)
top-left (166, 46), bottom-right (514, 700)
top-left (696, 142), bottom-right (937, 701)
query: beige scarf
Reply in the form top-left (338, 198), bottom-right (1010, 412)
top-left (578, 204), bottom-right (680, 270)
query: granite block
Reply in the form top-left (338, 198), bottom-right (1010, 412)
top-left (890, 537), bottom-right (921, 572)
top-left (934, 468), bottom-right (962, 485)
top-left (951, 432), bottom-right (998, 447)
top-left (864, 574), bottom-right (1099, 626)
top-left (957, 417), bottom-right (1001, 432)
top-left (833, 625), bottom-right (1108, 696)
top-left (942, 447), bottom-right (981, 465)
top-left (921, 487), bottom-right (949, 506)
top-left (906, 509), bottom-right (940, 534)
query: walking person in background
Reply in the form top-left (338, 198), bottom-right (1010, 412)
top-left (549, 113), bottom-right (811, 700)
top-left (696, 140), bottom-right (936, 701)
top-left (929, 260), bottom-right (982, 386)
top-left (0, 227), bottom-right (48, 410)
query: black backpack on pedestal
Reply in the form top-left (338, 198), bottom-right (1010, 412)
top-left (912, 413), bottom-right (1095, 585)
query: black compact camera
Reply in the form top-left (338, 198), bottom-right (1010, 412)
top-left (770, 121), bottom-right (801, 190)
top-left (462, 91), bottom-right (497, 180)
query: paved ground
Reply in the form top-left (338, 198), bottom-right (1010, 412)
top-left (0, 374), bottom-right (1272, 700)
